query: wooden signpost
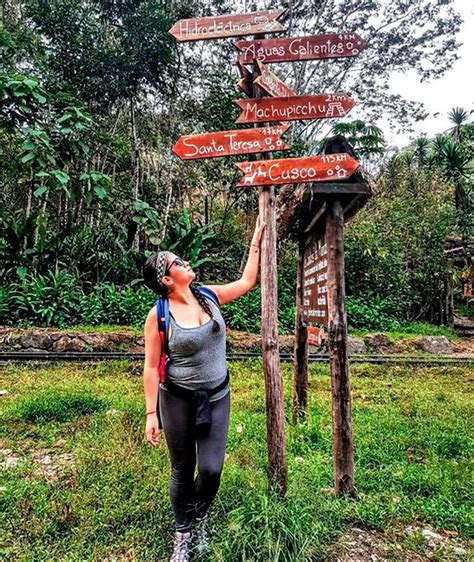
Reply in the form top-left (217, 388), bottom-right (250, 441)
top-left (169, 9), bottom-right (286, 42)
top-left (169, 7), bottom-right (368, 498)
top-left (250, 38), bottom-right (287, 496)
top-left (173, 124), bottom-right (290, 160)
top-left (236, 153), bottom-right (359, 187)
top-left (235, 33), bottom-right (365, 64)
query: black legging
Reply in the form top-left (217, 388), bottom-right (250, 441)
top-left (159, 388), bottom-right (231, 532)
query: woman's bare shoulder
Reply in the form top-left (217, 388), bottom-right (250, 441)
top-left (144, 305), bottom-right (158, 332)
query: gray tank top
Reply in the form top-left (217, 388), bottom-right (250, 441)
top-left (159, 298), bottom-right (229, 402)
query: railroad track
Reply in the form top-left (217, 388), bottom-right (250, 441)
top-left (0, 351), bottom-right (473, 366)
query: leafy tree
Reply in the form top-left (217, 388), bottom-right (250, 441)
top-left (329, 120), bottom-right (385, 158)
top-left (271, 0), bottom-right (462, 147)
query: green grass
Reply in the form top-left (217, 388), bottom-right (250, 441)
top-left (350, 321), bottom-right (460, 342)
top-left (0, 360), bottom-right (472, 560)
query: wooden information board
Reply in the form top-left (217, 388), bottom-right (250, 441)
top-left (303, 232), bottom-right (329, 325)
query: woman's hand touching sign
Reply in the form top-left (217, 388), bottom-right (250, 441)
top-left (250, 215), bottom-right (266, 249)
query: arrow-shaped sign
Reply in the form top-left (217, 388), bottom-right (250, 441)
top-left (254, 60), bottom-right (296, 97)
top-left (173, 124), bottom-right (290, 160)
top-left (236, 153), bottom-right (359, 187)
top-left (236, 59), bottom-right (253, 97)
top-left (235, 33), bottom-right (365, 64)
top-left (169, 9), bottom-right (286, 42)
top-left (235, 93), bottom-right (354, 124)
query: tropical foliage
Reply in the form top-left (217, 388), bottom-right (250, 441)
top-left (1, 0), bottom-right (472, 330)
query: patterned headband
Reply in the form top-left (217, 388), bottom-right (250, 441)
top-left (155, 251), bottom-right (169, 281)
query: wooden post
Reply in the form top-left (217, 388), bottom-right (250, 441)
top-left (252, 50), bottom-right (287, 496)
top-left (326, 197), bottom-right (355, 496)
top-left (293, 235), bottom-right (308, 424)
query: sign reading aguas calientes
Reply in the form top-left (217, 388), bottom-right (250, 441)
top-left (303, 233), bottom-right (329, 326)
top-left (235, 33), bottom-right (365, 64)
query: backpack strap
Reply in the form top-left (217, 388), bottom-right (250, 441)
top-left (155, 297), bottom-right (170, 385)
top-left (197, 285), bottom-right (220, 307)
top-left (156, 297), bottom-right (170, 352)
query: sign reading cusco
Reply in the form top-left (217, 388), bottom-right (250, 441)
top-left (235, 33), bottom-right (365, 64)
top-left (235, 94), bottom-right (354, 124)
top-left (236, 153), bottom-right (359, 187)
top-left (169, 9), bottom-right (286, 42)
top-left (173, 125), bottom-right (290, 160)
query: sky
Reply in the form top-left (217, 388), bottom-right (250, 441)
top-left (377, 0), bottom-right (474, 149)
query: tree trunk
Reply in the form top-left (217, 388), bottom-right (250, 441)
top-left (446, 258), bottom-right (454, 327)
top-left (130, 98), bottom-right (141, 253)
top-left (160, 154), bottom-right (173, 243)
top-left (33, 190), bottom-right (49, 275)
top-left (24, 169), bottom-right (33, 251)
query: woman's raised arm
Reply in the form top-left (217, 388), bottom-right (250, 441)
top-left (207, 217), bottom-right (266, 306)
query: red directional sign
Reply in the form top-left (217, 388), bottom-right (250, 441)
top-left (169, 9), bottom-right (286, 42)
top-left (236, 153), bottom-right (359, 187)
top-left (254, 60), bottom-right (296, 97)
top-left (235, 93), bottom-right (354, 124)
top-left (235, 33), bottom-right (365, 64)
top-left (173, 124), bottom-right (290, 160)
top-left (236, 59), bottom-right (253, 97)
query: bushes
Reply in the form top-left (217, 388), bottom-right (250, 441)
top-left (344, 160), bottom-right (455, 326)
top-left (222, 247), bottom-right (298, 334)
top-left (346, 296), bottom-right (402, 331)
top-left (0, 270), bottom-right (155, 328)
top-left (0, 259), bottom-right (299, 333)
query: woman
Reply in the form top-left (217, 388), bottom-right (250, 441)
top-left (142, 217), bottom-right (265, 562)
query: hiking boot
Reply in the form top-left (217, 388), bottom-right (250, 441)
top-left (192, 513), bottom-right (210, 555)
top-left (170, 530), bottom-right (193, 562)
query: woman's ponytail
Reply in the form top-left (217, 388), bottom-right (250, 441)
top-left (190, 284), bottom-right (220, 332)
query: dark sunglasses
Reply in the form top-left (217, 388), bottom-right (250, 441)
top-left (165, 257), bottom-right (186, 275)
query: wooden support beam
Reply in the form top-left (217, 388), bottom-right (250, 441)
top-left (310, 182), bottom-right (369, 194)
top-left (292, 236), bottom-right (309, 424)
top-left (304, 202), bottom-right (326, 233)
top-left (326, 197), bottom-right (355, 496)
